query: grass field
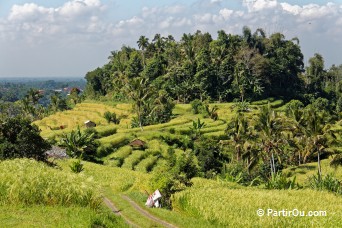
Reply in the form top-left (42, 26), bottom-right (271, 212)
top-left (14, 99), bottom-right (339, 227)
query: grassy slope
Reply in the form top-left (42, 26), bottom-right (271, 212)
top-left (28, 100), bottom-right (342, 227)
top-left (284, 159), bottom-right (342, 185)
top-left (0, 205), bottom-right (126, 228)
top-left (0, 159), bottom-right (127, 227)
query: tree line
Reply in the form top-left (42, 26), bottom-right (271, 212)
top-left (84, 27), bottom-right (341, 113)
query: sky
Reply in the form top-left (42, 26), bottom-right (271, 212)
top-left (0, 0), bottom-right (342, 78)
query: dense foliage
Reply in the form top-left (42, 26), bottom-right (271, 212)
top-left (0, 117), bottom-right (51, 161)
top-left (84, 28), bottom-right (340, 110)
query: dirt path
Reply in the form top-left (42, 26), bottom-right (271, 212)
top-left (121, 195), bottom-right (178, 228)
top-left (103, 197), bottom-right (139, 227)
top-left (103, 195), bottom-right (178, 228)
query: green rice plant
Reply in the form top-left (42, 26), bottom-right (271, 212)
top-left (172, 182), bottom-right (342, 227)
top-left (98, 133), bottom-right (130, 147)
top-left (96, 125), bottom-right (117, 137)
top-left (96, 143), bottom-right (111, 157)
top-left (57, 159), bottom-right (151, 193)
top-left (0, 205), bottom-right (128, 228)
top-left (121, 150), bottom-right (148, 170)
top-left (134, 155), bottom-right (159, 173)
top-left (109, 146), bottom-right (133, 160)
top-left (106, 146), bottom-right (133, 167)
top-left (0, 159), bottom-right (101, 208)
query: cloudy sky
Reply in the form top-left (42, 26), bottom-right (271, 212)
top-left (0, 0), bottom-right (342, 78)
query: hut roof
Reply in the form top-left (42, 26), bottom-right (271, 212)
top-left (84, 120), bottom-right (94, 124)
top-left (129, 139), bottom-right (146, 147)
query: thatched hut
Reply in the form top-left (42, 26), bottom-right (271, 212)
top-left (129, 139), bottom-right (147, 150)
top-left (84, 120), bottom-right (96, 128)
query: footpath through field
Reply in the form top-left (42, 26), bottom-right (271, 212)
top-left (104, 195), bottom-right (178, 228)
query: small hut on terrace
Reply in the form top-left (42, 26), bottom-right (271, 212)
top-left (129, 139), bottom-right (147, 150)
top-left (84, 120), bottom-right (96, 128)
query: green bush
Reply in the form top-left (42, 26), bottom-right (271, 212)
top-left (59, 127), bottom-right (98, 162)
top-left (0, 117), bottom-right (51, 161)
top-left (150, 148), bottom-right (198, 209)
top-left (169, 128), bottom-right (176, 134)
top-left (309, 173), bottom-right (342, 194)
top-left (233, 101), bottom-right (250, 112)
top-left (265, 172), bottom-right (299, 190)
top-left (104, 111), bottom-right (120, 124)
top-left (84, 128), bottom-right (99, 139)
top-left (70, 159), bottom-right (84, 173)
top-left (191, 99), bottom-right (204, 114)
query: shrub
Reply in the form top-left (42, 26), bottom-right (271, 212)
top-left (84, 128), bottom-right (99, 139)
top-left (265, 172), bottom-right (299, 190)
top-left (104, 111), bottom-right (120, 124)
top-left (312, 97), bottom-right (331, 112)
top-left (190, 99), bottom-right (204, 114)
top-left (169, 128), bottom-right (175, 134)
top-left (0, 117), bottom-right (51, 161)
top-left (233, 101), bottom-right (250, 112)
top-left (70, 160), bottom-right (84, 173)
top-left (204, 104), bottom-right (219, 120)
top-left (150, 149), bottom-right (198, 209)
top-left (222, 162), bottom-right (252, 185)
top-left (194, 138), bottom-right (227, 177)
top-left (59, 127), bottom-right (98, 162)
top-left (309, 173), bottom-right (342, 194)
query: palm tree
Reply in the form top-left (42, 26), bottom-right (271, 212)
top-left (152, 33), bottom-right (165, 56)
top-left (137, 35), bottom-right (149, 67)
top-left (27, 88), bottom-right (42, 105)
top-left (180, 33), bottom-right (195, 64)
top-left (226, 112), bottom-right (259, 173)
top-left (299, 106), bottom-right (336, 177)
top-left (254, 103), bottom-right (285, 175)
top-left (125, 77), bottom-right (154, 131)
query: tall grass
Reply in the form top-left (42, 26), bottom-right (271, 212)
top-left (172, 180), bottom-right (342, 227)
top-left (0, 159), bottom-right (101, 208)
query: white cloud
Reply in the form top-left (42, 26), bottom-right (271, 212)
top-left (219, 8), bottom-right (233, 20)
top-left (1, 0), bottom-right (342, 77)
top-left (4, 0), bottom-right (106, 40)
top-left (243, 0), bottom-right (278, 12)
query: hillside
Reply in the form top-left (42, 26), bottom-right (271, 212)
top-left (14, 100), bottom-right (339, 227)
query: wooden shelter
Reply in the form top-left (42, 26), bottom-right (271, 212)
top-left (129, 139), bottom-right (147, 149)
top-left (84, 120), bottom-right (96, 128)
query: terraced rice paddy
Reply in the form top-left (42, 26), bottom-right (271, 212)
top-left (35, 99), bottom-right (342, 176)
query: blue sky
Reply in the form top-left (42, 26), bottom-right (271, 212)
top-left (1, 0), bottom-right (342, 77)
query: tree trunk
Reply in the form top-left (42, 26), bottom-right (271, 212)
top-left (317, 149), bottom-right (322, 178)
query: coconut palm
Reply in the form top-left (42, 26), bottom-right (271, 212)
top-left (137, 35), bottom-right (149, 67)
top-left (125, 77), bottom-right (154, 131)
top-left (254, 103), bottom-right (285, 175)
top-left (299, 105), bottom-right (337, 177)
top-left (226, 112), bottom-right (259, 173)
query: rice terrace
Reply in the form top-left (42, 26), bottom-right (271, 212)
top-left (1, 18), bottom-right (342, 228)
